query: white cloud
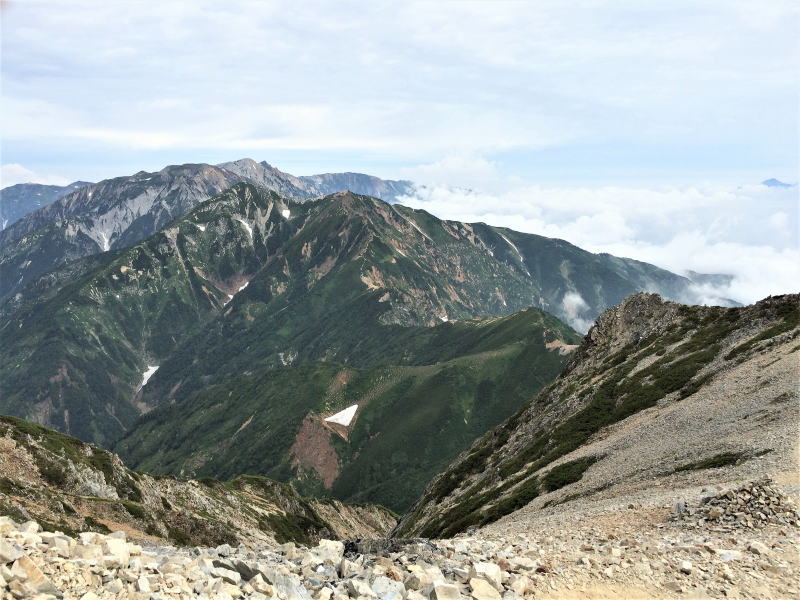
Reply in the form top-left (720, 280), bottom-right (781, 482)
top-left (561, 292), bottom-right (593, 333)
top-left (399, 180), bottom-right (799, 306)
top-left (399, 155), bottom-right (502, 189)
top-left (1, 0), bottom-right (796, 178)
top-left (1, 164), bottom-right (70, 188)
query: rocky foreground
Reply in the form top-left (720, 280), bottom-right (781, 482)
top-left (2, 479), bottom-right (798, 600)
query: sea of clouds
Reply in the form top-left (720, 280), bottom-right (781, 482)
top-left (397, 164), bottom-right (798, 318)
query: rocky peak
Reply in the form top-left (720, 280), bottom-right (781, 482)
top-left (580, 293), bottom-right (681, 359)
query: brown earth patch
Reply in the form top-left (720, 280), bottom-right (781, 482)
top-left (289, 416), bottom-right (340, 489)
top-left (546, 339), bottom-right (580, 355)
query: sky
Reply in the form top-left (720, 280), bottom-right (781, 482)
top-left (1, 0), bottom-right (798, 301)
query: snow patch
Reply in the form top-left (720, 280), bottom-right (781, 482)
top-left (99, 232), bottom-right (111, 252)
top-left (324, 404), bottom-right (358, 427)
top-left (238, 281), bottom-right (249, 292)
top-left (141, 365), bottom-right (159, 387)
top-left (194, 223), bottom-right (206, 232)
top-left (440, 315), bottom-right (448, 322)
top-left (236, 218), bottom-right (253, 239)
top-left (281, 209), bottom-right (291, 219)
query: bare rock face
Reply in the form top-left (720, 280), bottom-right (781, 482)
top-left (579, 293), bottom-right (681, 360)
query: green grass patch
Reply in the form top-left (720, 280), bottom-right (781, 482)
top-left (673, 452), bottom-right (745, 473)
top-left (541, 456), bottom-right (598, 492)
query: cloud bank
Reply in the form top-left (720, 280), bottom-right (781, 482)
top-left (1, 164), bottom-right (71, 188)
top-left (399, 173), bottom-right (799, 308)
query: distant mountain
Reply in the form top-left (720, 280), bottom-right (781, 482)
top-left (0, 160), bottom-right (412, 301)
top-left (3, 183), bottom-right (711, 445)
top-left (218, 158), bottom-right (413, 202)
top-left (762, 178), bottom-right (794, 188)
top-left (0, 181), bottom-right (91, 229)
top-left (394, 293), bottom-right (799, 538)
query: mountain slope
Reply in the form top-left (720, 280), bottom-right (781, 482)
top-left (394, 293), bottom-right (799, 538)
top-left (0, 415), bottom-right (395, 547)
top-left (0, 160), bottom-right (411, 300)
top-left (115, 307), bottom-right (580, 512)
top-left (135, 192), bottom-right (708, 415)
top-left (2, 184), bottom-right (718, 449)
top-left (0, 185), bottom-right (302, 444)
top-left (0, 181), bottom-right (91, 229)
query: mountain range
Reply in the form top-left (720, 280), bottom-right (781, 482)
top-left (0, 159), bottom-right (412, 300)
top-left (0, 181), bottom-right (91, 230)
top-left (0, 157), bottom-right (751, 516)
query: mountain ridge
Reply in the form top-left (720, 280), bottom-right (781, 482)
top-left (394, 292), bottom-right (799, 538)
top-left (1, 183), bottom-right (734, 448)
top-left (0, 160), bottom-right (412, 300)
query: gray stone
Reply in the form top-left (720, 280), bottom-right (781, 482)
top-left (372, 575), bottom-right (406, 600)
top-left (425, 582), bottom-right (462, 600)
top-left (0, 540), bottom-right (22, 564)
top-left (469, 578), bottom-right (501, 600)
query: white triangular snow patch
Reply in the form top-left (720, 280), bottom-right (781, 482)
top-left (141, 365), bottom-right (159, 387)
top-left (324, 404), bottom-right (358, 427)
top-left (281, 209), bottom-right (291, 219)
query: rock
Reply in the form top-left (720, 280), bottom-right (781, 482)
top-left (507, 574), bottom-right (530, 596)
top-left (314, 539), bottom-right (345, 565)
top-left (101, 537), bottom-right (130, 567)
top-left (373, 575), bottom-right (406, 600)
top-left (136, 576), bottom-right (152, 593)
top-left (718, 550), bottom-right (742, 562)
top-left (425, 582), bottom-right (462, 600)
top-left (679, 560), bottom-right (692, 575)
top-left (9, 555), bottom-right (61, 597)
top-left (405, 571), bottom-right (432, 591)
top-left (469, 578), bottom-right (501, 600)
top-left (213, 566), bottom-right (243, 585)
top-left (707, 506), bottom-right (724, 519)
top-left (0, 540), bottom-right (22, 564)
top-left (468, 563), bottom-right (503, 591)
top-left (347, 578), bottom-right (378, 598)
top-left (271, 571), bottom-right (313, 600)
top-left (20, 521), bottom-right (40, 534)
top-left (748, 541), bottom-right (770, 555)
top-left (340, 558), bottom-right (361, 578)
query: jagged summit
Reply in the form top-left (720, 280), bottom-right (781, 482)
top-left (0, 160), bottom-right (413, 299)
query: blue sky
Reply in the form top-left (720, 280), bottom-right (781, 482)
top-left (1, 0), bottom-right (797, 186)
top-left (1, 0), bottom-right (798, 301)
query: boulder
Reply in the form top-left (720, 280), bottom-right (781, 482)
top-left (469, 578), bottom-right (501, 600)
top-left (468, 563), bottom-right (502, 591)
top-left (373, 575), bottom-right (407, 600)
top-left (0, 540), bottom-right (22, 564)
top-left (424, 582), bottom-right (462, 600)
